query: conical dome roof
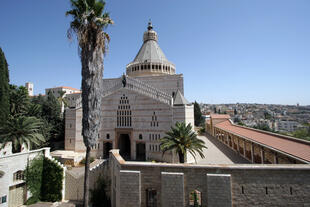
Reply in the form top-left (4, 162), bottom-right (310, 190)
top-left (126, 22), bottom-right (175, 77)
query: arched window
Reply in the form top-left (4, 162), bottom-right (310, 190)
top-left (139, 134), bottom-right (143, 140)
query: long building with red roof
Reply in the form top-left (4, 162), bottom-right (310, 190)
top-left (206, 114), bottom-right (310, 164)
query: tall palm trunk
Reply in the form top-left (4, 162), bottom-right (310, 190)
top-left (81, 31), bottom-right (104, 207)
top-left (83, 146), bottom-right (91, 207)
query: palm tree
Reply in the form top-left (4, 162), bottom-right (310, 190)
top-left (0, 116), bottom-right (45, 153)
top-left (57, 91), bottom-right (68, 108)
top-left (66, 0), bottom-right (113, 206)
top-left (160, 122), bottom-right (207, 163)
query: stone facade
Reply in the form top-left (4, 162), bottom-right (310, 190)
top-left (110, 149), bottom-right (310, 207)
top-left (64, 23), bottom-right (194, 163)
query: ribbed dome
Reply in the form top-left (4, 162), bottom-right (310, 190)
top-left (126, 21), bottom-right (175, 77)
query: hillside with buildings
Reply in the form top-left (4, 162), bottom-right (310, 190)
top-left (201, 103), bottom-right (310, 141)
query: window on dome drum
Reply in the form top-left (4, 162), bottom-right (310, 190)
top-left (117, 95), bottom-right (132, 127)
top-left (146, 189), bottom-right (157, 207)
top-left (189, 190), bottom-right (202, 207)
top-left (13, 170), bottom-right (24, 182)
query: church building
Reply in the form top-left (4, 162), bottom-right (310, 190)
top-left (65, 22), bottom-right (194, 163)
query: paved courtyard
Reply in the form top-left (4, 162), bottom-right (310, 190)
top-left (187, 134), bottom-right (250, 164)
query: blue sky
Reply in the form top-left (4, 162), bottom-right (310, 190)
top-left (0, 0), bottom-right (309, 105)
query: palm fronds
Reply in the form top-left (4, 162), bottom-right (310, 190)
top-left (160, 122), bottom-right (207, 163)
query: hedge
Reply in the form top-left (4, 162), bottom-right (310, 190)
top-left (25, 156), bottom-right (63, 203)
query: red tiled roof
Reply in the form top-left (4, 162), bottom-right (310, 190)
top-left (210, 114), bottom-right (231, 119)
top-left (59, 86), bottom-right (80, 91)
top-left (215, 120), bottom-right (310, 162)
top-left (46, 86), bottom-right (80, 91)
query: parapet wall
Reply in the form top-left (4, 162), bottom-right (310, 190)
top-left (110, 149), bottom-right (310, 207)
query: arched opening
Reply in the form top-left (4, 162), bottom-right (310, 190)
top-left (103, 142), bottom-right (112, 159)
top-left (189, 190), bottom-right (202, 207)
top-left (119, 134), bottom-right (131, 160)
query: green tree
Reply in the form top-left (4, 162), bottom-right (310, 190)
top-left (0, 47), bottom-right (10, 123)
top-left (25, 156), bottom-right (64, 204)
top-left (66, 1), bottom-right (113, 206)
top-left (24, 157), bottom-right (44, 204)
top-left (292, 128), bottom-right (310, 141)
top-left (254, 123), bottom-right (272, 132)
top-left (9, 85), bottom-right (30, 117)
top-left (0, 116), bottom-right (46, 152)
top-left (160, 122), bottom-right (207, 163)
top-left (194, 101), bottom-right (204, 126)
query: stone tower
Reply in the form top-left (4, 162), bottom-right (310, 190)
top-left (25, 82), bottom-right (34, 96)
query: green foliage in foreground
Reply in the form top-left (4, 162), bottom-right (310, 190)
top-left (25, 156), bottom-right (64, 203)
top-left (90, 175), bottom-right (111, 207)
top-left (160, 122), bottom-right (207, 163)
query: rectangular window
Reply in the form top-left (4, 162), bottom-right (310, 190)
top-left (1, 195), bottom-right (7, 204)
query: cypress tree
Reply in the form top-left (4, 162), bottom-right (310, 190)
top-left (0, 47), bottom-right (10, 123)
top-left (194, 101), bottom-right (203, 126)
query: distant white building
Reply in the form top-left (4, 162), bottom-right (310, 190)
top-left (45, 86), bottom-right (81, 112)
top-left (275, 120), bottom-right (301, 132)
top-left (25, 82), bottom-right (34, 96)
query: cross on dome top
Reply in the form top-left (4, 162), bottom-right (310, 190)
top-left (147, 20), bottom-right (153, 31)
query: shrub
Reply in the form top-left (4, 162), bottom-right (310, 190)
top-left (25, 157), bottom-right (44, 202)
top-left (40, 157), bottom-right (63, 202)
top-left (25, 156), bottom-right (63, 203)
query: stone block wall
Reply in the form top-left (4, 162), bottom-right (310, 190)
top-left (207, 174), bottom-right (231, 207)
top-left (110, 150), bottom-right (310, 207)
top-left (161, 172), bottom-right (184, 207)
top-left (119, 170), bottom-right (141, 207)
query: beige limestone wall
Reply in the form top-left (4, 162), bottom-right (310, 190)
top-left (110, 150), bottom-right (310, 207)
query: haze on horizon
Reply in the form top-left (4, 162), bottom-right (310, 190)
top-left (0, 0), bottom-right (309, 105)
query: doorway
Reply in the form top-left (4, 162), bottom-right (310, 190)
top-left (118, 134), bottom-right (131, 160)
top-left (103, 142), bottom-right (112, 159)
top-left (136, 143), bottom-right (146, 161)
